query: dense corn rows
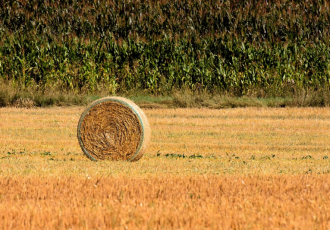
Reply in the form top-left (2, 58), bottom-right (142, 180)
top-left (0, 0), bottom-right (330, 95)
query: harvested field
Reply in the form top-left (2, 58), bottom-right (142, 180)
top-left (0, 107), bottom-right (330, 229)
top-left (1, 176), bottom-right (330, 229)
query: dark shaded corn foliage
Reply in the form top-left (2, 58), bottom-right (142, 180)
top-left (1, 0), bottom-right (330, 95)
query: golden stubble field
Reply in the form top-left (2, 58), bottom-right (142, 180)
top-left (1, 106), bottom-right (330, 229)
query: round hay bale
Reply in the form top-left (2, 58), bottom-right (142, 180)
top-left (77, 97), bottom-right (151, 161)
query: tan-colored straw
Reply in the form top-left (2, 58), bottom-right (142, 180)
top-left (77, 97), bottom-right (150, 161)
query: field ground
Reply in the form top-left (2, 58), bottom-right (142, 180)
top-left (1, 107), bottom-right (330, 229)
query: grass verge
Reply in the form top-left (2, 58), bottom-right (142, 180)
top-left (1, 80), bottom-right (330, 109)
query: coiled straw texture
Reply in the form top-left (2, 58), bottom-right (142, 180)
top-left (77, 97), bottom-right (150, 161)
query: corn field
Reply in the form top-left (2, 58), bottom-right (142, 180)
top-left (1, 0), bottom-right (330, 95)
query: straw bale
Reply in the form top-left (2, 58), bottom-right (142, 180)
top-left (77, 97), bottom-right (150, 161)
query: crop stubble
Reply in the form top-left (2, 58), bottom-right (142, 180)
top-left (1, 175), bottom-right (330, 229)
top-left (0, 107), bottom-right (330, 229)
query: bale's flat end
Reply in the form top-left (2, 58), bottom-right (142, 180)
top-left (77, 97), bottom-right (151, 161)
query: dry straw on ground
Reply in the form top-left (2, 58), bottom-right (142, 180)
top-left (77, 97), bottom-right (150, 161)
